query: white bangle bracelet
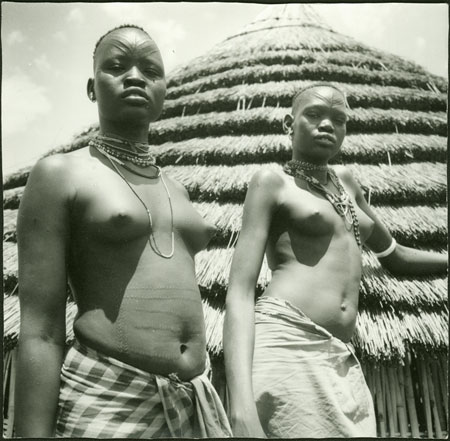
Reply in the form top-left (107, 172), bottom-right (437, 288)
top-left (374, 238), bottom-right (397, 258)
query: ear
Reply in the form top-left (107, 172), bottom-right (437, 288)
top-left (282, 113), bottom-right (294, 135)
top-left (87, 78), bottom-right (95, 101)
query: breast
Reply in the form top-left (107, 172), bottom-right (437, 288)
top-left (174, 202), bottom-right (217, 254)
top-left (82, 198), bottom-right (151, 243)
top-left (286, 196), bottom-right (337, 238)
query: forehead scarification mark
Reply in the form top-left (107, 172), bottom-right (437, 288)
top-left (304, 87), bottom-right (345, 106)
top-left (293, 84), bottom-right (350, 113)
top-left (94, 31), bottom-right (161, 72)
top-left (101, 30), bottom-right (156, 53)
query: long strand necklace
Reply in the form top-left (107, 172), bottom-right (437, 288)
top-left (89, 137), bottom-right (174, 259)
top-left (283, 160), bottom-right (361, 247)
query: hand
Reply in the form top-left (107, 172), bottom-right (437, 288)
top-left (231, 413), bottom-right (267, 438)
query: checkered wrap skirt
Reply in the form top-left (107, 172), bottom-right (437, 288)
top-left (55, 341), bottom-right (231, 438)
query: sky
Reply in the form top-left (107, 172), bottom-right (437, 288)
top-left (2, 2), bottom-right (448, 176)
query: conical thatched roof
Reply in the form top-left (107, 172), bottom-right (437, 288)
top-left (3, 3), bottom-right (447, 360)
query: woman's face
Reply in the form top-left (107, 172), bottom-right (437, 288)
top-left (291, 86), bottom-right (347, 164)
top-left (91, 28), bottom-right (166, 125)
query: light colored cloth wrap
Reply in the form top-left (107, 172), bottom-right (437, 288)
top-left (252, 296), bottom-right (376, 438)
top-left (56, 341), bottom-right (232, 438)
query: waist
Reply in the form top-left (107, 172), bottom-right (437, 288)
top-left (68, 339), bottom-right (209, 383)
top-left (269, 259), bottom-right (362, 292)
top-left (73, 288), bottom-right (207, 380)
top-left (255, 296), bottom-right (357, 345)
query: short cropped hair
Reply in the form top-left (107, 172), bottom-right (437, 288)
top-left (93, 24), bottom-right (151, 58)
top-left (292, 82), bottom-right (349, 113)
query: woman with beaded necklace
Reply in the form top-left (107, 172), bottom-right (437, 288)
top-left (15, 25), bottom-right (231, 438)
top-left (223, 83), bottom-right (447, 438)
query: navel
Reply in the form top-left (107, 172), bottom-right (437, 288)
top-left (340, 303), bottom-right (347, 311)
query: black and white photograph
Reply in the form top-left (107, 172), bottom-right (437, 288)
top-left (2, 2), bottom-right (448, 438)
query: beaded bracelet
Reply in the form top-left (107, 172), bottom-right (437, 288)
top-left (374, 238), bottom-right (397, 258)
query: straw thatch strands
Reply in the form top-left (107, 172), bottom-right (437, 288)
top-left (199, 290), bottom-right (448, 361)
top-left (3, 242), bottom-right (18, 293)
top-left (163, 162), bottom-right (445, 204)
top-left (146, 133), bottom-right (447, 166)
top-left (145, 107), bottom-right (447, 145)
top-left (354, 309), bottom-right (448, 362)
top-left (3, 133), bottom-right (445, 191)
top-left (3, 296), bottom-right (78, 352)
top-left (167, 64), bottom-right (447, 100)
top-left (192, 202), bottom-right (447, 248)
top-left (3, 239), bottom-right (446, 313)
top-left (7, 161), bottom-right (443, 209)
top-left (3, 210), bottom-right (17, 242)
top-left (360, 266), bottom-right (448, 309)
top-left (3, 187), bottom-right (24, 210)
top-left (167, 49), bottom-right (433, 88)
top-left (163, 81), bottom-right (447, 118)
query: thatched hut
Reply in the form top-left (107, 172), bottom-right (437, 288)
top-left (3, 4), bottom-right (448, 438)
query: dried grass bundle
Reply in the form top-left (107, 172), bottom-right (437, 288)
top-left (190, 201), bottom-right (446, 249)
top-left (147, 107), bottom-right (446, 145)
top-left (142, 133), bottom-right (446, 167)
top-left (162, 161), bottom-right (445, 205)
top-left (167, 49), bottom-right (431, 88)
top-left (163, 80), bottom-right (446, 119)
top-left (167, 64), bottom-right (447, 100)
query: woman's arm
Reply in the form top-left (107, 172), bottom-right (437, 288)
top-left (15, 156), bottom-right (74, 437)
top-left (223, 169), bottom-right (283, 438)
top-left (340, 168), bottom-right (447, 276)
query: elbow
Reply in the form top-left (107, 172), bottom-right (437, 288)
top-left (377, 244), bottom-right (408, 276)
top-left (378, 255), bottom-right (401, 275)
top-left (225, 282), bottom-right (256, 309)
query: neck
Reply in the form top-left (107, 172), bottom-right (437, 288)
top-left (99, 119), bottom-right (149, 145)
top-left (291, 155), bottom-right (329, 184)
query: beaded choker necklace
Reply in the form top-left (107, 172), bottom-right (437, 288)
top-left (89, 134), bottom-right (156, 168)
top-left (283, 160), bottom-right (361, 247)
top-left (89, 135), bottom-right (174, 259)
top-left (287, 159), bottom-right (329, 172)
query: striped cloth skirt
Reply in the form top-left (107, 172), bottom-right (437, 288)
top-left (55, 341), bottom-right (231, 438)
top-left (252, 296), bottom-right (376, 438)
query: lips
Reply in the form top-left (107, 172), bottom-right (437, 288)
top-left (122, 88), bottom-right (149, 101)
top-left (314, 134), bottom-right (336, 144)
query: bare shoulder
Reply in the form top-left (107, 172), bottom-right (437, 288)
top-left (245, 167), bottom-right (286, 210)
top-left (30, 154), bottom-right (74, 184)
top-left (332, 165), bottom-right (365, 201)
top-left (333, 165), bottom-right (358, 187)
top-left (249, 168), bottom-right (285, 192)
top-left (26, 153), bottom-right (84, 200)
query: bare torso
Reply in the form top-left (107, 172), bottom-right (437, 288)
top-left (262, 167), bottom-right (375, 342)
top-left (65, 147), bottom-right (215, 380)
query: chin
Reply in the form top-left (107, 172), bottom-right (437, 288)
top-left (122, 108), bottom-right (158, 122)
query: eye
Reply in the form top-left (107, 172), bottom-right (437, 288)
top-left (108, 63), bottom-right (124, 72)
top-left (306, 111), bottom-right (319, 118)
top-left (333, 117), bottom-right (347, 125)
top-left (143, 67), bottom-right (161, 78)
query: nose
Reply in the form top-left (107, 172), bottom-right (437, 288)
top-left (124, 66), bottom-right (146, 88)
top-left (318, 117), bottom-right (334, 133)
